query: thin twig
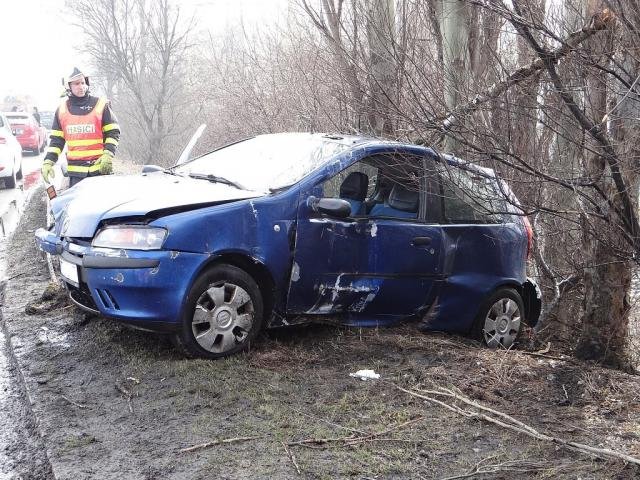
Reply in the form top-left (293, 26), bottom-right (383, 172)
top-left (179, 436), bottom-right (262, 453)
top-left (439, 457), bottom-right (562, 480)
top-left (344, 416), bottom-right (424, 445)
top-left (61, 395), bottom-right (87, 409)
top-left (115, 383), bottom-right (133, 413)
top-left (288, 417), bottom-right (425, 448)
top-left (281, 441), bottom-right (302, 475)
top-left (290, 407), bottom-right (366, 435)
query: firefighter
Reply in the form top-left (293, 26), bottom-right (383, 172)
top-left (41, 67), bottom-right (120, 187)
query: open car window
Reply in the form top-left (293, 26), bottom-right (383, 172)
top-left (321, 152), bottom-right (425, 221)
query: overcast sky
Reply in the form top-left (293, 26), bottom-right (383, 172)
top-left (0, 0), bottom-right (289, 111)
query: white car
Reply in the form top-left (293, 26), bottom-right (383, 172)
top-left (0, 113), bottom-right (22, 188)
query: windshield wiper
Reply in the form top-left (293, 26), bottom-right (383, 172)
top-left (162, 169), bottom-right (184, 176)
top-left (188, 173), bottom-right (245, 190)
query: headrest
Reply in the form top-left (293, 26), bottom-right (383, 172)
top-left (388, 184), bottom-right (419, 213)
top-left (339, 172), bottom-right (368, 201)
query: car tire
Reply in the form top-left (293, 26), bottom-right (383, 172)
top-left (174, 264), bottom-right (264, 359)
top-left (472, 288), bottom-right (524, 349)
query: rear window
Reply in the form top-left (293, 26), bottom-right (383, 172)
top-left (438, 165), bottom-right (509, 224)
top-left (6, 115), bottom-right (30, 124)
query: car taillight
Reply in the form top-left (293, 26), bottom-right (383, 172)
top-left (0, 136), bottom-right (6, 144)
top-left (522, 215), bottom-right (533, 259)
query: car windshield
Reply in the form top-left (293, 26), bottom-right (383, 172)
top-left (6, 115), bottom-right (29, 124)
top-left (175, 133), bottom-right (350, 193)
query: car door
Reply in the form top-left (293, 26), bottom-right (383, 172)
top-left (286, 152), bottom-right (443, 318)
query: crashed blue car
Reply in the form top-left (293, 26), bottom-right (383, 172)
top-left (36, 132), bottom-right (541, 358)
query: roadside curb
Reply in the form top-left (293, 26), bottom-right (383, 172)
top-left (0, 195), bottom-right (19, 238)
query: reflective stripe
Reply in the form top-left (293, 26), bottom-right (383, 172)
top-left (50, 129), bottom-right (64, 137)
top-left (67, 138), bottom-right (104, 147)
top-left (46, 146), bottom-right (62, 155)
top-left (102, 123), bottom-right (119, 132)
top-left (67, 163), bottom-right (102, 173)
top-left (104, 137), bottom-right (118, 145)
top-left (67, 149), bottom-right (104, 159)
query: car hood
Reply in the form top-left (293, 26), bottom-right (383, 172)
top-left (53, 172), bottom-right (263, 238)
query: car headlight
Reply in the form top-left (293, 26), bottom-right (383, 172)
top-left (92, 226), bottom-right (167, 250)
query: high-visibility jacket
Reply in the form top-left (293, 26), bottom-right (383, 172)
top-left (57, 97), bottom-right (107, 175)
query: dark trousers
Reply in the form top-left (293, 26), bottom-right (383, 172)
top-left (69, 176), bottom-right (86, 187)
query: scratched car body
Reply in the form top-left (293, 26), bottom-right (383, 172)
top-left (35, 132), bottom-right (541, 358)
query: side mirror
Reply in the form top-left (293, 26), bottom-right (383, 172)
top-left (142, 164), bottom-right (164, 174)
top-left (308, 196), bottom-right (351, 218)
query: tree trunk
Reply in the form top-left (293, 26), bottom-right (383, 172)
top-left (575, 0), bottom-right (635, 370)
top-left (441, 0), bottom-right (470, 153)
top-left (366, 0), bottom-right (396, 135)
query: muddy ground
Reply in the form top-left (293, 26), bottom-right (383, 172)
top-left (2, 187), bottom-right (640, 479)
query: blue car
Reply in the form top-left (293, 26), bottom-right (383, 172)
top-left (35, 132), bottom-right (541, 358)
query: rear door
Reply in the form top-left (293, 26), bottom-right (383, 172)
top-left (286, 152), bottom-right (443, 317)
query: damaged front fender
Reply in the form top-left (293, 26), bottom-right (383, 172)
top-left (34, 227), bottom-right (62, 255)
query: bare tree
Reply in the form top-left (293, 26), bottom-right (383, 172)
top-left (73, 0), bottom-right (194, 166)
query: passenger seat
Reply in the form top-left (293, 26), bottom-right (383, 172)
top-left (369, 184), bottom-right (419, 219)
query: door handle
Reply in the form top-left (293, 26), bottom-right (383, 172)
top-left (411, 236), bottom-right (432, 246)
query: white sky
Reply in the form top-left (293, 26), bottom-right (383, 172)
top-left (0, 0), bottom-right (290, 111)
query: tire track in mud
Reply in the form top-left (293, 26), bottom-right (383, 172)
top-left (0, 281), bottom-right (55, 480)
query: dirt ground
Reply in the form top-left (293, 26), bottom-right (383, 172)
top-left (2, 186), bottom-right (640, 479)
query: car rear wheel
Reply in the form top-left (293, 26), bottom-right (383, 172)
top-left (174, 264), bottom-right (264, 359)
top-left (472, 288), bottom-right (523, 349)
top-left (4, 167), bottom-right (16, 189)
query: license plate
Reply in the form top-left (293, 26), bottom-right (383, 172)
top-left (13, 128), bottom-right (23, 135)
top-left (60, 257), bottom-right (79, 284)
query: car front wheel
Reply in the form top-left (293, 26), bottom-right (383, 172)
top-left (174, 264), bottom-right (264, 359)
top-left (472, 288), bottom-right (524, 349)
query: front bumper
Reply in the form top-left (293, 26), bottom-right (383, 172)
top-left (35, 228), bottom-right (208, 330)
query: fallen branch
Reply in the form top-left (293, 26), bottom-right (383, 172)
top-left (395, 384), bottom-right (640, 466)
top-left (179, 436), bottom-right (262, 453)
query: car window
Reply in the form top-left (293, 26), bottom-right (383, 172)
top-left (321, 153), bottom-right (424, 220)
top-left (438, 165), bottom-right (508, 224)
top-left (323, 162), bottom-right (378, 199)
